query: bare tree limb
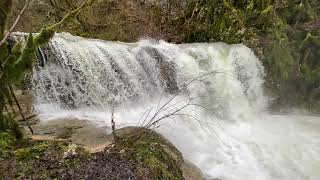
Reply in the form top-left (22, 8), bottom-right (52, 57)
top-left (48, 0), bottom-right (95, 30)
top-left (9, 85), bottom-right (33, 134)
top-left (146, 99), bottom-right (192, 128)
top-left (143, 70), bottom-right (225, 129)
top-left (16, 114), bottom-right (36, 122)
top-left (141, 107), bottom-right (154, 126)
top-left (0, 0), bottom-right (31, 47)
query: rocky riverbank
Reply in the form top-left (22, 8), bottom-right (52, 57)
top-left (1, 117), bottom-right (206, 180)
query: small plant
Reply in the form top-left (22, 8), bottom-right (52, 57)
top-left (0, 131), bottom-right (16, 159)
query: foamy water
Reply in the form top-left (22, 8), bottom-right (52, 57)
top-left (27, 33), bottom-right (320, 180)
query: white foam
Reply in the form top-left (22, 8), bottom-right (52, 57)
top-left (31, 33), bottom-right (320, 180)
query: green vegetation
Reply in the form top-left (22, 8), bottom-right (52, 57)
top-left (0, 127), bottom-right (183, 179)
top-left (0, 0), bottom-right (95, 139)
top-left (14, 142), bottom-right (53, 161)
top-left (0, 136), bottom-right (89, 179)
top-left (0, 132), bottom-right (16, 159)
top-left (175, 0), bottom-right (320, 109)
top-left (7, 0), bottom-right (320, 110)
top-left (2, 3), bottom-right (186, 179)
top-left (0, 1), bottom-right (97, 176)
top-left (115, 127), bottom-right (184, 180)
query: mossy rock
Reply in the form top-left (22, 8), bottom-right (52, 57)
top-left (13, 141), bottom-right (68, 161)
top-left (1, 139), bottom-right (88, 179)
top-left (114, 127), bottom-right (185, 180)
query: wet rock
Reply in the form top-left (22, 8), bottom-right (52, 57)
top-left (29, 120), bottom-right (205, 180)
top-left (56, 127), bottom-right (73, 139)
top-left (182, 160), bottom-right (206, 180)
top-left (31, 118), bottom-right (112, 149)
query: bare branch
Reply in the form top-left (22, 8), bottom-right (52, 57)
top-left (136, 108), bottom-right (150, 126)
top-left (189, 103), bottom-right (211, 111)
top-left (0, 0), bottom-right (31, 47)
top-left (141, 107), bottom-right (154, 126)
top-left (9, 85), bottom-right (33, 134)
top-left (48, 0), bottom-right (95, 30)
top-left (155, 93), bottom-right (163, 113)
top-left (154, 70), bottom-right (223, 115)
top-left (146, 99), bottom-right (192, 128)
top-left (143, 70), bottom-right (224, 129)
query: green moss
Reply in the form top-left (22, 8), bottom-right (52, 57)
top-left (116, 128), bottom-right (184, 180)
top-left (14, 142), bottom-right (49, 161)
top-left (0, 115), bottom-right (23, 139)
top-left (11, 41), bottom-right (22, 57)
top-left (0, 140), bottom-right (88, 179)
top-left (0, 43), bottom-right (9, 60)
top-left (14, 141), bottom-right (68, 161)
top-left (5, 34), bottom-right (35, 83)
top-left (135, 143), bottom-right (182, 179)
top-left (266, 42), bottom-right (296, 80)
top-left (176, 0), bottom-right (275, 43)
top-left (34, 28), bottom-right (55, 46)
top-left (0, 132), bottom-right (16, 159)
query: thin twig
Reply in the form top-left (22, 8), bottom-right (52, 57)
top-left (136, 108), bottom-right (150, 126)
top-left (0, 0), bottom-right (31, 47)
top-left (16, 114), bottom-right (36, 122)
top-left (146, 99), bottom-right (192, 128)
top-left (9, 85), bottom-right (33, 134)
top-left (48, 0), bottom-right (94, 30)
top-left (189, 103), bottom-right (211, 111)
top-left (142, 69), bottom-right (232, 130)
top-left (155, 93), bottom-right (163, 113)
top-left (5, 94), bottom-right (17, 114)
top-left (144, 70), bottom-right (223, 128)
top-left (157, 97), bottom-right (199, 114)
top-left (141, 107), bottom-right (154, 126)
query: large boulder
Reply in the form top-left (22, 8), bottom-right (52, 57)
top-left (112, 126), bottom-right (205, 180)
top-left (30, 118), bottom-right (206, 179)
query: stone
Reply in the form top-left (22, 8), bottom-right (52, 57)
top-left (110, 126), bottom-right (206, 180)
top-left (31, 118), bottom-right (112, 150)
top-left (30, 120), bottom-right (206, 180)
top-left (182, 160), bottom-right (206, 180)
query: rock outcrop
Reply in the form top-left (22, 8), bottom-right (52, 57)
top-left (25, 118), bottom-right (206, 180)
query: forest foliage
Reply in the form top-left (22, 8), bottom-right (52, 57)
top-left (8, 0), bottom-right (320, 110)
top-left (0, 1), bottom-right (319, 176)
top-left (0, 0), bottom-right (95, 139)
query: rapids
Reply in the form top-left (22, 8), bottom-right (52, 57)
top-left (26, 33), bottom-right (320, 180)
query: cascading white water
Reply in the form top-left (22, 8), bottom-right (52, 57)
top-left (29, 33), bottom-right (320, 180)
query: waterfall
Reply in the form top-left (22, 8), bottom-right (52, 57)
top-left (28, 33), bottom-right (320, 180)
